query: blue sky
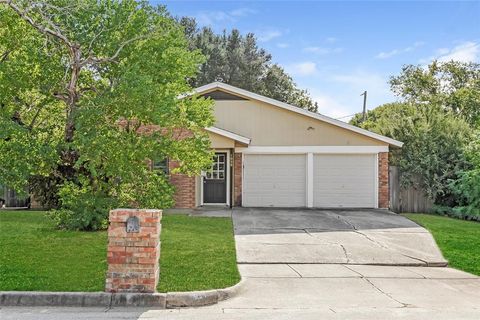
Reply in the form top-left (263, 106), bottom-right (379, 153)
top-left (155, 1), bottom-right (479, 120)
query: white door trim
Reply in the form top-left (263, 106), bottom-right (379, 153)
top-left (201, 150), bottom-right (230, 206)
top-left (236, 146), bottom-right (388, 154)
top-left (241, 152), bottom-right (244, 207)
top-left (306, 153), bottom-right (314, 208)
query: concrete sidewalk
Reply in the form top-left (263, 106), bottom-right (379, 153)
top-left (3, 264), bottom-right (479, 319)
top-left (230, 264), bottom-right (480, 311)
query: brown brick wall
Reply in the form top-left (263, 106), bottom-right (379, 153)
top-left (128, 123), bottom-right (197, 208)
top-left (233, 153), bottom-right (242, 206)
top-left (105, 209), bottom-right (161, 293)
top-left (169, 160), bottom-right (196, 208)
top-left (378, 152), bottom-right (389, 209)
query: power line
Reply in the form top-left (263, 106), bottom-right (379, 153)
top-left (335, 113), bottom-right (357, 120)
top-left (335, 91), bottom-right (368, 121)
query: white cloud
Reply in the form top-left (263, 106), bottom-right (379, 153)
top-left (376, 49), bottom-right (400, 59)
top-left (332, 70), bottom-right (388, 93)
top-left (375, 41), bottom-right (424, 59)
top-left (436, 48), bottom-right (450, 55)
top-left (288, 62), bottom-right (318, 76)
top-left (257, 29), bottom-right (282, 42)
top-left (325, 37), bottom-right (337, 43)
top-left (195, 11), bottom-right (231, 25)
top-left (303, 46), bottom-right (343, 55)
top-left (312, 93), bottom-right (354, 120)
top-left (328, 69), bottom-right (394, 113)
top-left (436, 41), bottom-right (479, 63)
top-left (229, 8), bottom-right (257, 17)
top-left (298, 70), bottom-right (395, 121)
top-left (276, 43), bottom-right (289, 48)
top-left (195, 8), bottom-right (256, 26)
top-left (304, 47), bottom-right (329, 54)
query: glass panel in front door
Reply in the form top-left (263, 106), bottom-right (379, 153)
top-left (206, 154), bottom-right (226, 180)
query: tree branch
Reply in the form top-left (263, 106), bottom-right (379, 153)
top-left (28, 104), bottom-right (43, 130)
top-left (81, 35), bottom-right (146, 66)
top-left (1, 0), bottom-right (74, 49)
top-left (0, 49), bottom-right (11, 63)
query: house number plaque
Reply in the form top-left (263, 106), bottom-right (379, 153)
top-left (126, 216), bottom-right (140, 233)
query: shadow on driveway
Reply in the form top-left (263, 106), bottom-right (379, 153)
top-left (232, 208), bottom-right (419, 235)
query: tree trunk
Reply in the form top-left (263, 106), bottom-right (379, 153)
top-left (64, 46), bottom-right (81, 143)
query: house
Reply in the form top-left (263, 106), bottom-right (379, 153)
top-left (166, 82), bottom-right (403, 209)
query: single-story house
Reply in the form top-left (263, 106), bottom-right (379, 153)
top-left (165, 82), bottom-right (403, 209)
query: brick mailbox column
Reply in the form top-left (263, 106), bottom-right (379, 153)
top-left (105, 209), bottom-right (162, 293)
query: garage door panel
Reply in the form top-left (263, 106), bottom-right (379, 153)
top-left (313, 154), bottom-right (376, 208)
top-left (243, 154), bottom-right (306, 207)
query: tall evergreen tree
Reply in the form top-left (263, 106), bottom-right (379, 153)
top-left (180, 17), bottom-right (318, 112)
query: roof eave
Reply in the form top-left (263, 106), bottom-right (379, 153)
top-left (195, 82), bottom-right (404, 148)
top-left (205, 126), bottom-right (251, 145)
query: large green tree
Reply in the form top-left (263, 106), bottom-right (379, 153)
top-left (390, 61), bottom-right (480, 128)
top-left (351, 60), bottom-right (480, 208)
top-left (351, 103), bottom-right (472, 206)
top-left (0, 0), bottom-right (213, 229)
top-left (451, 134), bottom-right (480, 216)
top-left (179, 17), bottom-right (318, 112)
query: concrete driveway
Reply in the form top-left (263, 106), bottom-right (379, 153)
top-left (233, 208), bottom-right (447, 266)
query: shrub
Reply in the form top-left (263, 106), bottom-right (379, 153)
top-left (451, 135), bottom-right (480, 217)
top-left (46, 170), bottom-right (176, 230)
top-left (432, 205), bottom-right (480, 221)
top-left (351, 103), bottom-right (472, 206)
top-left (29, 175), bottom-right (61, 210)
top-left (47, 182), bottom-right (116, 231)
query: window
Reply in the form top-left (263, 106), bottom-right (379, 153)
top-left (205, 154), bottom-right (225, 180)
top-left (152, 158), bottom-right (168, 175)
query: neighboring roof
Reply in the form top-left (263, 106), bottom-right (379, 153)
top-left (205, 126), bottom-right (251, 145)
top-left (194, 82), bottom-right (403, 147)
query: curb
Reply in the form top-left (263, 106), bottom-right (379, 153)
top-left (0, 279), bottom-right (245, 308)
top-left (166, 278), bottom-right (245, 308)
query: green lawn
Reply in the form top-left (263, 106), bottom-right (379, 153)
top-left (404, 214), bottom-right (480, 276)
top-left (0, 210), bottom-right (107, 291)
top-left (158, 215), bottom-right (240, 292)
top-left (0, 210), bottom-right (240, 292)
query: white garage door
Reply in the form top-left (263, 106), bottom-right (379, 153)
top-left (243, 154), bottom-right (306, 207)
top-left (313, 154), bottom-right (376, 208)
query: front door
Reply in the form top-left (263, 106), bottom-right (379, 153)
top-left (203, 153), bottom-right (227, 204)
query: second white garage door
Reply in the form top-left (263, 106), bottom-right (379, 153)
top-left (243, 154), bottom-right (306, 207)
top-left (313, 154), bottom-right (376, 208)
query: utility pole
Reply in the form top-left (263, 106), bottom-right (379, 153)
top-left (360, 91), bottom-right (367, 122)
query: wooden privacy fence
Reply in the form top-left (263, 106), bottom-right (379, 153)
top-left (0, 185), bottom-right (29, 208)
top-left (389, 166), bottom-right (434, 213)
